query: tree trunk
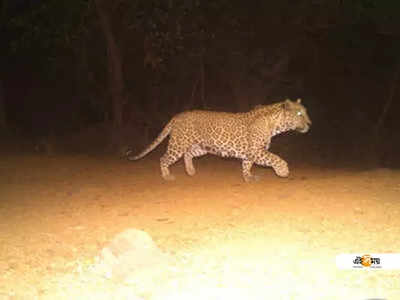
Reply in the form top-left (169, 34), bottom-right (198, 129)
top-left (369, 57), bottom-right (400, 167)
top-left (200, 50), bottom-right (205, 109)
top-left (374, 58), bottom-right (400, 137)
top-left (0, 80), bottom-right (7, 132)
top-left (94, 0), bottom-right (124, 129)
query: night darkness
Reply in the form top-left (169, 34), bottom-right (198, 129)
top-left (1, 0), bottom-right (399, 164)
top-left (1, 1), bottom-right (400, 299)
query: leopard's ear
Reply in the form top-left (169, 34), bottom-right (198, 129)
top-left (296, 98), bottom-right (302, 104)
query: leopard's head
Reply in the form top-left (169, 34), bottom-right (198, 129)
top-left (282, 98), bottom-right (312, 133)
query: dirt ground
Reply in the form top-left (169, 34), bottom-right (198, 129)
top-left (0, 151), bottom-right (399, 300)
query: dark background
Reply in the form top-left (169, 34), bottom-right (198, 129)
top-left (1, 0), bottom-right (399, 168)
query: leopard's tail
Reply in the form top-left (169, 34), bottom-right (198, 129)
top-left (127, 119), bottom-right (174, 161)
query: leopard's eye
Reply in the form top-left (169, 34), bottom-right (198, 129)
top-left (297, 111), bottom-right (302, 116)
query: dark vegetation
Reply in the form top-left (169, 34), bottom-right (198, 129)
top-left (1, 0), bottom-right (399, 167)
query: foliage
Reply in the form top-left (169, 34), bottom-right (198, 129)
top-left (2, 0), bottom-right (400, 136)
top-left (2, 0), bottom-right (89, 74)
top-left (3, 0), bottom-right (400, 73)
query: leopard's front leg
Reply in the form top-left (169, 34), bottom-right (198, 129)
top-left (241, 159), bottom-right (260, 182)
top-left (246, 117), bottom-right (289, 180)
top-left (253, 150), bottom-right (289, 177)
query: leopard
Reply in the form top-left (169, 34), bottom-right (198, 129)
top-left (127, 98), bottom-right (312, 182)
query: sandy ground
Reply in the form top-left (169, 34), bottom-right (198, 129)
top-left (0, 151), bottom-right (399, 300)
